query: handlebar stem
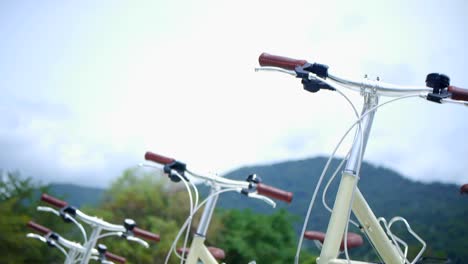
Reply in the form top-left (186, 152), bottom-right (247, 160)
top-left (195, 185), bottom-right (221, 237)
top-left (345, 91), bottom-right (378, 175)
top-left (80, 226), bottom-right (103, 264)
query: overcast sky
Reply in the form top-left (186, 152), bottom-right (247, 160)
top-left (1, 0), bottom-right (467, 188)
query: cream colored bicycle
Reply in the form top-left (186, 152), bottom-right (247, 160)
top-left (256, 52), bottom-right (467, 264)
top-left (143, 151), bottom-right (293, 264)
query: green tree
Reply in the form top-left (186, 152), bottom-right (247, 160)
top-left (0, 170), bottom-right (68, 263)
top-left (213, 208), bottom-right (316, 264)
top-left (90, 167), bottom-right (311, 263)
top-left (89, 168), bottom-right (202, 264)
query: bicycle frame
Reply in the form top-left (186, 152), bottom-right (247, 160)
top-left (318, 92), bottom-right (403, 264)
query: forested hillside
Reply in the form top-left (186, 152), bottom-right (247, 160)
top-left (47, 183), bottom-right (104, 207)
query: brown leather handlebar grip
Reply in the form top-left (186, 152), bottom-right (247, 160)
top-left (256, 183), bottom-right (293, 203)
top-left (105, 252), bottom-right (127, 263)
top-left (27, 221), bottom-right (51, 235)
top-left (41, 193), bottom-right (68, 208)
top-left (259, 52), bottom-right (308, 70)
top-left (144, 151), bottom-right (175, 165)
top-left (461, 184), bottom-right (468, 194)
top-left (448, 86), bottom-right (468, 102)
top-left (133, 227), bottom-right (160, 242)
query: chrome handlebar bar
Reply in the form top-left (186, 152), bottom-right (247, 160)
top-left (256, 66), bottom-right (431, 96)
top-left (256, 66), bottom-right (467, 107)
top-left (36, 206), bottom-right (149, 247)
top-left (170, 169), bottom-right (277, 208)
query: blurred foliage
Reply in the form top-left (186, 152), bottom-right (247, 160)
top-left (86, 168), bottom-right (195, 264)
top-left (213, 208), bottom-right (316, 264)
top-left (2, 168), bottom-right (307, 263)
top-left (0, 170), bottom-right (71, 263)
top-left (83, 167), bottom-right (305, 263)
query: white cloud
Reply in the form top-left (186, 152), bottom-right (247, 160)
top-left (0, 0), bottom-right (467, 187)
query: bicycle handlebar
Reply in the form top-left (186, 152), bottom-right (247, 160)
top-left (257, 52), bottom-right (468, 103)
top-left (41, 193), bottom-right (68, 208)
top-left (256, 183), bottom-right (293, 203)
top-left (105, 251), bottom-right (126, 264)
top-left (40, 193), bottom-right (160, 243)
top-left (144, 150), bottom-right (293, 204)
top-left (448, 86), bottom-right (468, 101)
top-left (28, 221), bottom-right (127, 263)
top-left (27, 221), bottom-right (51, 235)
top-left (259, 52), bottom-right (308, 70)
top-left (145, 151), bottom-right (175, 165)
top-left (133, 227), bottom-right (160, 242)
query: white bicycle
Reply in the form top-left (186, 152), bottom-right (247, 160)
top-left (143, 151), bottom-right (293, 264)
top-left (256, 52), bottom-right (467, 264)
top-left (27, 220), bottom-right (126, 264)
top-left (28, 193), bottom-right (161, 263)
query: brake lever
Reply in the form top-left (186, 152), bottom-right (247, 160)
top-left (37, 206), bottom-right (89, 243)
top-left (255, 66), bottom-right (297, 77)
top-left (27, 233), bottom-right (48, 243)
top-left (417, 93), bottom-right (468, 106)
top-left (126, 236), bottom-right (150, 248)
top-left (90, 256), bottom-right (115, 264)
top-left (246, 192), bottom-right (276, 208)
top-left (441, 98), bottom-right (468, 106)
top-left (37, 206), bottom-right (60, 216)
top-left (37, 206), bottom-right (73, 222)
top-left (27, 233), bottom-right (69, 257)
